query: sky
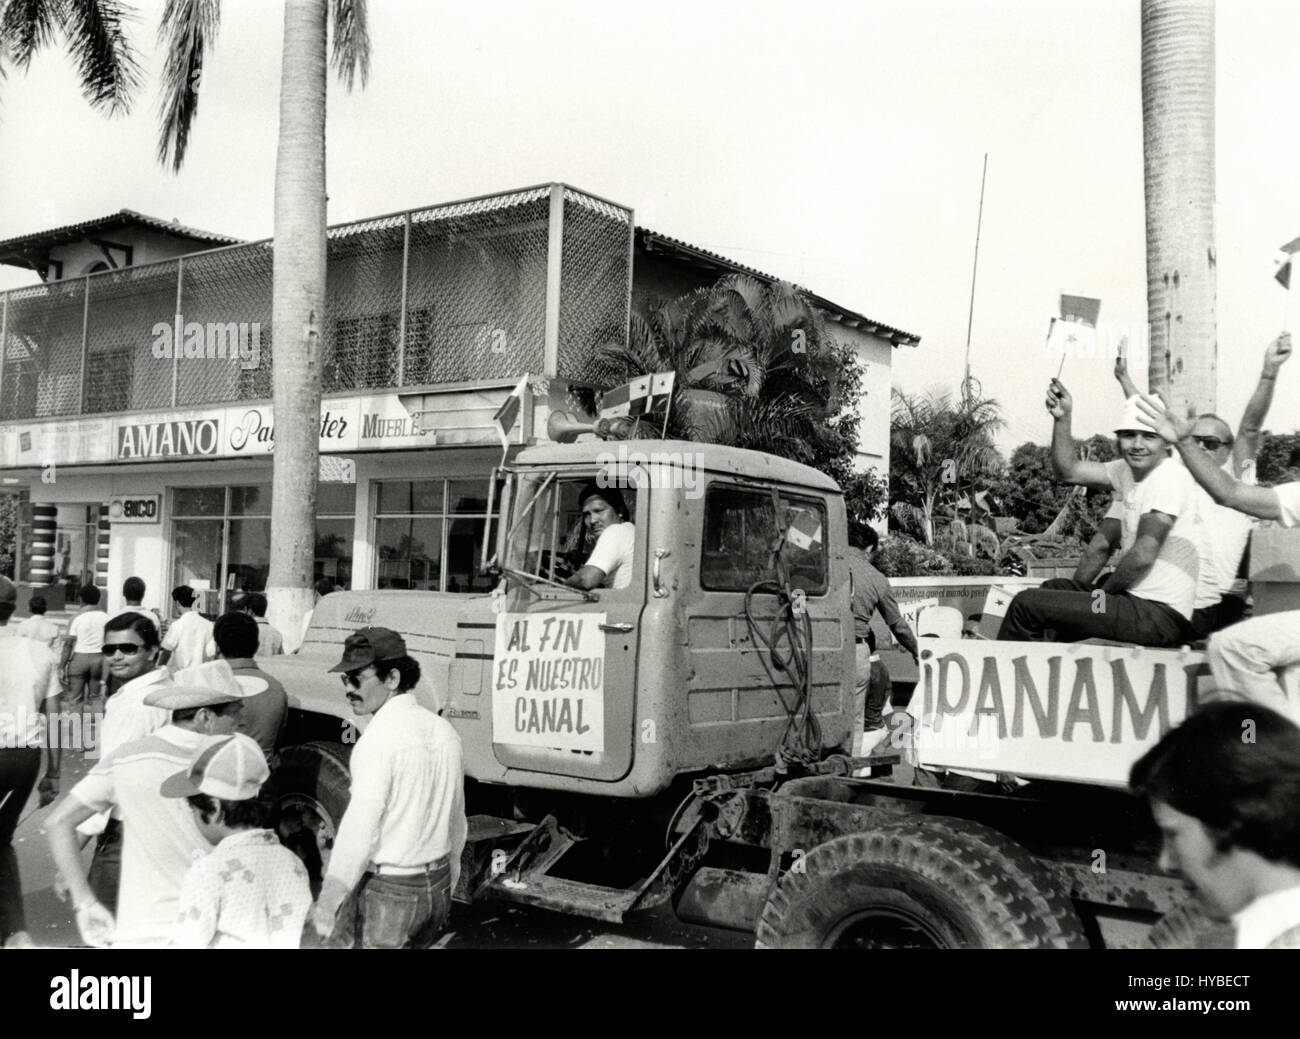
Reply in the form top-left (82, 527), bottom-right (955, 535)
top-left (2, 0), bottom-right (1299, 456)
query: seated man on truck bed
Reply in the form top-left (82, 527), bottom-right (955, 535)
top-left (1137, 392), bottom-right (1300, 723)
top-left (997, 383), bottom-right (1204, 647)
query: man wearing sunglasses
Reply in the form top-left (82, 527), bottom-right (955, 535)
top-left (75, 612), bottom-right (172, 916)
top-left (1137, 390), bottom-right (1300, 724)
top-left (1117, 334), bottom-right (1292, 634)
top-left (310, 627), bottom-right (466, 949)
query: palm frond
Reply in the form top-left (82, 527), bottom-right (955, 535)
top-left (330, 0), bottom-right (369, 90)
top-left (1, 0), bottom-right (60, 67)
top-left (156, 0), bottom-right (220, 171)
top-left (62, 0), bottom-right (141, 112)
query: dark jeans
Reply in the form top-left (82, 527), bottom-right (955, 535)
top-left (1190, 595), bottom-right (1249, 640)
top-left (87, 817), bottom-right (122, 915)
top-left (0, 748), bottom-right (41, 942)
top-left (328, 861), bottom-right (452, 949)
top-left (997, 578), bottom-right (1188, 647)
top-left (864, 658), bottom-right (892, 729)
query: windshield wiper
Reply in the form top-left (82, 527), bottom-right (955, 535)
top-left (498, 565), bottom-right (596, 602)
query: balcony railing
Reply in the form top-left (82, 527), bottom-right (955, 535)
top-left (0, 184), bottom-right (633, 421)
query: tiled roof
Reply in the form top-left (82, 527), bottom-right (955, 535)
top-left (0, 209), bottom-right (241, 257)
top-left (635, 227), bottom-right (921, 346)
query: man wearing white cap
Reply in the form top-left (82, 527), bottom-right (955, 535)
top-left (163, 733), bottom-right (311, 948)
top-left (45, 660), bottom-right (252, 947)
top-left (997, 380), bottom-right (1204, 646)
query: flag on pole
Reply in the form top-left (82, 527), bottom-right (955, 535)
top-left (1059, 295), bottom-right (1101, 328)
top-left (493, 375), bottom-right (530, 453)
top-left (784, 509), bottom-right (823, 551)
top-left (1275, 236), bottom-right (1300, 289)
top-left (647, 372), bottom-right (675, 414)
top-left (600, 373), bottom-right (677, 419)
top-left (1048, 294), bottom-right (1101, 372)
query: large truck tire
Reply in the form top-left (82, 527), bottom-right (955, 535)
top-left (275, 741), bottom-right (354, 896)
top-left (755, 816), bottom-right (1088, 949)
top-left (1146, 898), bottom-right (1234, 949)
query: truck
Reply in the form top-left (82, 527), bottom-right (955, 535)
top-left (259, 437), bottom-right (1247, 949)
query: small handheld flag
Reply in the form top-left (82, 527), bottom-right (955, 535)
top-left (493, 375), bottom-right (530, 457)
top-left (784, 509), bottom-right (823, 551)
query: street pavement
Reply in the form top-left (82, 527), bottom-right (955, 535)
top-left (10, 744), bottom-right (752, 951)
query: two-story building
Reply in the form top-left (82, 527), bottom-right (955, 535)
top-left (0, 184), bottom-right (917, 619)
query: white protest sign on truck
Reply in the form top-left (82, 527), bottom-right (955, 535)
top-left (908, 639), bottom-right (1215, 786)
top-left (492, 612), bottom-right (606, 752)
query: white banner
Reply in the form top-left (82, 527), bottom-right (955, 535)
top-left (491, 613), bottom-right (606, 752)
top-left (909, 639), bottom-right (1212, 786)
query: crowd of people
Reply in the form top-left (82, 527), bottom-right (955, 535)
top-left (0, 572), bottom-right (464, 950)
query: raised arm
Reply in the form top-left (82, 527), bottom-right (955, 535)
top-left (1136, 395), bottom-right (1284, 521)
top-left (1047, 379), bottom-right (1112, 489)
top-left (1234, 332), bottom-right (1292, 474)
top-left (1114, 346), bottom-right (1139, 400)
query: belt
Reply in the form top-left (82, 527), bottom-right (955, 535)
top-left (372, 856), bottom-right (450, 877)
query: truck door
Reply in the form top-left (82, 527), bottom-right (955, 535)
top-left (681, 480), bottom-right (849, 770)
top-left (488, 470), bottom-right (644, 782)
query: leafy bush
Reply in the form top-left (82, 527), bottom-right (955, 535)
top-left (873, 534), bottom-right (957, 578)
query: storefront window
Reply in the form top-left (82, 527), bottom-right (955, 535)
top-left (374, 478), bottom-right (493, 592)
top-left (171, 483), bottom-right (356, 612)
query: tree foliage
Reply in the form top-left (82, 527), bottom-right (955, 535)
top-left (888, 387), bottom-right (1004, 545)
top-left (990, 435), bottom-right (1115, 541)
top-left (602, 272), bottom-right (885, 538)
top-left (1255, 431), bottom-right (1300, 486)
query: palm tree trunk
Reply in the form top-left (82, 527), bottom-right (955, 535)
top-left (1141, 0), bottom-right (1217, 414)
top-left (266, 0), bottom-right (328, 645)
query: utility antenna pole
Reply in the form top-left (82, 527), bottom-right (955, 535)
top-left (963, 153), bottom-right (988, 400)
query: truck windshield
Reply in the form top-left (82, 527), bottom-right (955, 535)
top-left (504, 471), bottom-right (637, 585)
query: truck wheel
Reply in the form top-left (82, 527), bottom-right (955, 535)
top-left (276, 741), bottom-right (353, 896)
top-left (755, 817), bottom-right (1087, 949)
top-left (1146, 899), bottom-right (1234, 949)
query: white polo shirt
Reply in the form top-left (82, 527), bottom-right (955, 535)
top-left (1234, 884), bottom-right (1300, 949)
top-left (70, 725), bottom-right (217, 946)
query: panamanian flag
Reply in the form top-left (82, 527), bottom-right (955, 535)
top-left (784, 509), bottom-right (823, 550)
top-left (493, 375), bottom-right (530, 451)
top-left (600, 372), bottom-right (675, 419)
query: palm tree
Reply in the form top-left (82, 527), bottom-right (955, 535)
top-left (1, 0), bottom-right (370, 639)
top-left (1140, 0), bottom-right (1217, 414)
top-left (889, 387), bottom-right (1004, 546)
top-left (602, 274), bottom-right (848, 463)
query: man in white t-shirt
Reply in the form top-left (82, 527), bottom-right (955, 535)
top-left (1138, 394), bottom-right (1300, 721)
top-left (564, 483), bottom-right (635, 591)
top-left (997, 385), bottom-right (1203, 646)
top-left (1117, 333), bottom-right (1292, 633)
top-left (102, 577), bottom-right (165, 698)
top-left (45, 661), bottom-right (252, 947)
top-left (159, 585), bottom-right (215, 672)
top-left (60, 584), bottom-right (107, 709)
